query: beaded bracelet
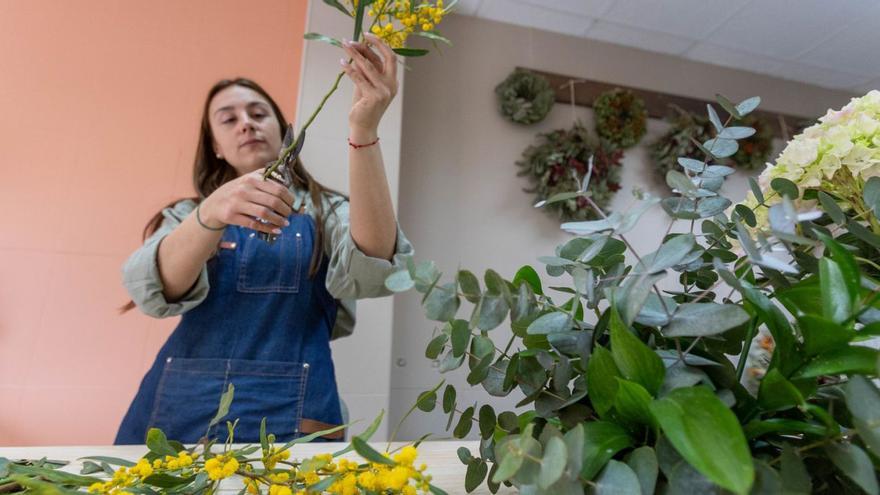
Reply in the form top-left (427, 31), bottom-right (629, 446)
top-left (348, 136), bottom-right (380, 149)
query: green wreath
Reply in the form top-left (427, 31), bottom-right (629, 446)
top-left (495, 69), bottom-right (555, 125)
top-left (594, 88), bottom-right (647, 149)
top-left (517, 122), bottom-right (622, 222)
top-left (649, 107), bottom-right (774, 183)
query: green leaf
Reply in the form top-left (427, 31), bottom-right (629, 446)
top-left (715, 94), bottom-right (742, 119)
top-left (614, 379), bottom-right (657, 428)
top-left (845, 376), bottom-right (880, 457)
top-left (457, 270), bottom-right (481, 303)
top-left (748, 177), bottom-right (764, 204)
top-left (616, 272), bottom-right (665, 327)
top-left (664, 302), bottom-right (750, 337)
top-left (798, 314), bottom-right (855, 356)
top-left (609, 307), bottom-right (665, 396)
top-left (207, 383), bottom-right (234, 430)
top-left (428, 483), bottom-right (449, 495)
top-left (527, 311), bottom-right (572, 335)
top-left (451, 320), bottom-right (470, 357)
top-left (477, 294), bottom-right (508, 331)
top-left (649, 386), bottom-right (754, 495)
top-left (818, 192), bottom-right (846, 224)
top-left (425, 332), bottom-right (448, 359)
top-left (563, 423), bottom-right (585, 476)
top-left (626, 447), bottom-right (658, 495)
top-left (332, 409), bottom-right (384, 457)
top-left (770, 178), bottom-right (798, 199)
top-left (581, 422), bottom-right (633, 480)
top-left (259, 417), bottom-right (269, 456)
top-left (146, 428), bottom-right (177, 457)
top-left (513, 265), bottom-right (543, 295)
top-left (303, 32), bottom-right (343, 48)
top-left (322, 0), bottom-right (352, 17)
top-left (424, 283), bottom-right (460, 321)
top-left (442, 384), bottom-right (457, 414)
top-left (393, 47), bottom-right (429, 57)
top-left (734, 204), bottom-right (757, 227)
top-left (587, 346), bottom-right (621, 417)
top-left (78, 456), bottom-right (136, 467)
top-left (794, 345), bottom-right (879, 378)
top-left (79, 461), bottom-right (102, 475)
top-left (454, 406), bottom-right (475, 438)
top-left (538, 436), bottom-right (567, 489)
top-left (416, 389), bottom-right (437, 412)
top-left (595, 460), bottom-right (642, 495)
top-left (478, 405), bottom-right (495, 440)
top-left (718, 126), bottom-right (756, 139)
top-left (666, 170), bottom-right (698, 195)
top-left (825, 442), bottom-right (879, 495)
top-left (352, 0), bottom-right (373, 40)
top-left (352, 436), bottom-right (395, 465)
top-left (736, 96), bottom-right (761, 116)
top-left (865, 176), bottom-right (880, 217)
top-left (141, 473), bottom-right (195, 488)
top-left (703, 138), bottom-right (738, 158)
top-left (707, 104), bottom-right (724, 132)
top-left (464, 460), bottom-right (488, 493)
top-left (641, 234), bottom-right (696, 273)
top-left (757, 369), bottom-right (804, 411)
top-left (779, 444), bottom-right (811, 494)
top-left (385, 268), bottom-right (415, 292)
top-left (413, 30), bottom-right (452, 45)
top-left (819, 257), bottom-right (852, 324)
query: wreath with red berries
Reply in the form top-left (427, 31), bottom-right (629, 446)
top-left (516, 122), bottom-right (622, 222)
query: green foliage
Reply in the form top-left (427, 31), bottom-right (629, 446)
top-left (391, 92), bottom-right (880, 494)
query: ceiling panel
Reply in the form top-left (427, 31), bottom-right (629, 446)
top-left (585, 20), bottom-right (695, 56)
top-left (684, 42), bottom-right (782, 76)
top-left (519, 0), bottom-right (616, 18)
top-left (601, 0), bottom-right (751, 38)
top-left (794, 5), bottom-right (880, 78)
top-left (772, 60), bottom-right (874, 90)
top-left (477, 0), bottom-right (593, 37)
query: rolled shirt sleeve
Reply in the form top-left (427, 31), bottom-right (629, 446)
top-left (317, 194), bottom-right (414, 340)
top-left (122, 199), bottom-right (210, 318)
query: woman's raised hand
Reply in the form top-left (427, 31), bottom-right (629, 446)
top-left (340, 32), bottom-right (399, 137)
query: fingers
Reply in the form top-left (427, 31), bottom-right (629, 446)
top-left (352, 39), bottom-right (384, 74)
top-left (341, 57), bottom-right (375, 93)
top-left (245, 171), bottom-right (295, 208)
top-left (241, 202), bottom-right (289, 229)
top-left (343, 41), bottom-right (383, 88)
top-left (227, 213), bottom-right (283, 235)
top-left (364, 33), bottom-right (398, 80)
top-left (246, 189), bottom-right (293, 219)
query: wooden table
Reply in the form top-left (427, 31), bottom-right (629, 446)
top-left (0, 441), bottom-right (516, 494)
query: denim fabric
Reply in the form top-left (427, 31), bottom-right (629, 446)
top-left (115, 213), bottom-right (342, 444)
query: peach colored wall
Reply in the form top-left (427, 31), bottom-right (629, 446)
top-left (0, 0), bottom-right (308, 446)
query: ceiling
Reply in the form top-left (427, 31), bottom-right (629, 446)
top-left (452, 0), bottom-right (880, 94)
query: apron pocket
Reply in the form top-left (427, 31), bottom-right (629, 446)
top-left (237, 228), bottom-right (303, 293)
top-left (148, 358), bottom-right (308, 443)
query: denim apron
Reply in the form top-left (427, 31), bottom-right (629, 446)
top-left (115, 213), bottom-right (342, 444)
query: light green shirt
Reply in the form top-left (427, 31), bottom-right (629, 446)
top-left (121, 188), bottom-right (414, 340)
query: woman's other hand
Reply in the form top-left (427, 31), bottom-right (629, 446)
top-left (199, 170), bottom-right (294, 234)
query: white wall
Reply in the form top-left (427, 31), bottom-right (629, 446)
top-left (296, 0), bottom-right (406, 439)
top-left (388, 13), bottom-right (856, 439)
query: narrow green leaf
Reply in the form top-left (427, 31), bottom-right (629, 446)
top-left (779, 444), bottom-right (811, 494)
top-left (795, 345), bottom-right (879, 378)
top-left (798, 314), bottom-right (855, 356)
top-left (393, 47), bottom-right (429, 57)
top-left (303, 32), bottom-right (343, 48)
top-left (609, 307), bottom-right (665, 396)
top-left (207, 383), bottom-right (234, 429)
top-left (78, 456), bottom-right (136, 468)
top-left (322, 0), bottom-right (352, 17)
top-left (352, 437), bottom-right (395, 466)
top-left (757, 368), bottom-right (804, 411)
top-left (748, 177), bottom-right (764, 204)
top-left (845, 376), bottom-right (880, 457)
top-left (819, 257), bottom-right (852, 324)
top-left (587, 346), bottom-right (621, 417)
top-left (614, 378), bottom-right (657, 428)
top-left (141, 473), bottom-right (195, 488)
top-left (332, 409), bottom-right (383, 457)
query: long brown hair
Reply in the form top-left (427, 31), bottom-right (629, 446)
top-left (121, 78), bottom-right (344, 313)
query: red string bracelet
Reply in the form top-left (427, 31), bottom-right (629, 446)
top-left (348, 136), bottom-right (380, 149)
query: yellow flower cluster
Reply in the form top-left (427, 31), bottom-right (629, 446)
top-left (363, 0), bottom-right (447, 48)
top-left (87, 458), bottom-right (154, 495)
top-left (263, 446), bottom-right (292, 470)
top-left (324, 446), bottom-right (431, 495)
top-left (152, 451), bottom-right (196, 471)
top-left (205, 453), bottom-right (240, 480)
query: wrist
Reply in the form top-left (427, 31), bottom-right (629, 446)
top-left (349, 126), bottom-right (378, 144)
top-left (195, 200), bottom-right (225, 231)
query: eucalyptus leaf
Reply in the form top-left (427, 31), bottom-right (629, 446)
top-left (424, 283), bottom-right (460, 321)
top-left (865, 176), bottom-right (880, 217)
top-left (702, 138), bottom-right (738, 158)
top-left (664, 302), bottom-right (750, 337)
top-left (594, 460), bottom-right (641, 495)
top-left (537, 436), bottom-right (567, 489)
top-left (718, 126), bottom-right (755, 139)
top-left (707, 104), bottom-right (724, 132)
top-left (527, 312), bottom-right (572, 335)
top-left (736, 96), bottom-right (761, 116)
top-left (825, 442), bottom-right (879, 495)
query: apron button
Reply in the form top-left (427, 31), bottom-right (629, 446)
top-left (303, 363), bottom-right (310, 369)
top-left (166, 357), bottom-right (173, 363)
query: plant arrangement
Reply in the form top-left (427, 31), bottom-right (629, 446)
top-left (593, 88), bottom-right (648, 150)
top-left (495, 69), bottom-right (556, 125)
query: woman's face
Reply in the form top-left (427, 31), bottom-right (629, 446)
top-left (208, 85), bottom-right (283, 175)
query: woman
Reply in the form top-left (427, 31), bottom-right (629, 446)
top-left (116, 34), bottom-right (411, 444)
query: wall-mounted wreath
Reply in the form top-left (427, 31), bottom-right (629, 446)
top-left (593, 88), bottom-right (647, 149)
top-left (516, 122), bottom-right (622, 222)
top-left (495, 69), bottom-right (556, 125)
